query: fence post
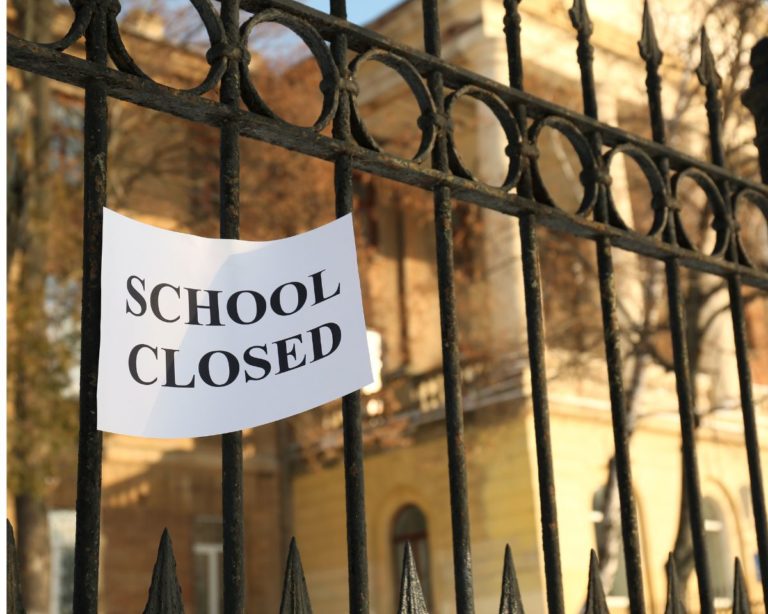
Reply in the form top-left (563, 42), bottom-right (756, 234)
top-left (743, 37), bottom-right (768, 183)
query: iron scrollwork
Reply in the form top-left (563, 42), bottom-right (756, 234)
top-left (528, 115), bottom-right (598, 216)
top-left (349, 48), bottom-right (436, 162)
top-left (602, 143), bottom-right (668, 237)
top-left (7, 0), bottom-right (768, 277)
top-left (671, 167), bottom-right (731, 258)
top-left (239, 9), bottom-right (339, 131)
top-left (445, 85), bottom-right (522, 191)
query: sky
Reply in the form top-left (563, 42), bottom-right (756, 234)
top-left (297, 0), bottom-right (405, 25)
top-left (151, 0), bottom-right (409, 63)
top-left (159, 0), bottom-right (406, 27)
top-left (242, 0), bottom-right (409, 65)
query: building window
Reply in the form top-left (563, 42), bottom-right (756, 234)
top-left (591, 486), bottom-right (629, 605)
top-left (702, 497), bottom-right (733, 606)
top-left (193, 517), bottom-right (224, 614)
top-left (392, 505), bottom-right (431, 607)
top-left (49, 509), bottom-right (76, 614)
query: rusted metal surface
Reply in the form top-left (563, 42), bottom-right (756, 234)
top-left (570, 2), bottom-right (646, 612)
top-left (72, 3), bottom-right (107, 612)
top-left (218, 1), bottom-right (245, 612)
top-left (503, 1), bottom-right (565, 610)
top-left (396, 543), bottom-right (429, 614)
top-left (330, 1), bottom-right (370, 612)
top-left (498, 545), bottom-right (524, 614)
top-left (423, 1), bottom-right (475, 611)
top-left (279, 538), bottom-right (313, 614)
top-left (143, 530), bottom-right (185, 614)
top-left (9, 36), bottom-right (768, 293)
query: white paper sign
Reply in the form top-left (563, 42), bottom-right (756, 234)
top-left (97, 209), bottom-right (373, 438)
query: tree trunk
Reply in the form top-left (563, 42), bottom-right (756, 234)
top-left (8, 3), bottom-right (54, 611)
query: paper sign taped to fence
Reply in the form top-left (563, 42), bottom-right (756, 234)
top-left (97, 209), bottom-right (373, 438)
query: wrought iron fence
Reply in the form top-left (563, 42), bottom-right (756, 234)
top-left (6, 0), bottom-right (768, 612)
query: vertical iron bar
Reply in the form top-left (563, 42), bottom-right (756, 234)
top-left (597, 235), bottom-right (657, 614)
top-left (329, 1), bottom-right (370, 612)
top-left (502, 3), bottom-right (565, 614)
top-left (700, 27), bottom-right (768, 609)
top-left (641, 12), bottom-right (714, 614)
top-left (219, 0), bottom-right (244, 611)
top-left (593, 237), bottom-right (646, 614)
top-left (421, 2), bottom-right (475, 612)
top-left (72, 4), bottom-right (107, 612)
top-left (569, 3), bottom-right (646, 613)
top-left (728, 276), bottom-right (768, 607)
top-left (664, 260), bottom-right (714, 614)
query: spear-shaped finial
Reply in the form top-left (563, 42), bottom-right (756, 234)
top-left (732, 558), bottom-right (751, 614)
top-left (397, 543), bottom-right (429, 614)
top-left (697, 27), bottom-right (722, 90)
top-left (279, 538), bottom-right (313, 614)
top-left (499, 544), bottom-right (525, 614)
top-left (569, 0), bottom-right (594, 38)
top-left (143, 529), bottom-right (185, 614)
top-left (664, 554), bottom-right (686, 614)
top-left (584, 550), bottom-right (609, 614)
top-left (639, 0), bottom-right (663, 67)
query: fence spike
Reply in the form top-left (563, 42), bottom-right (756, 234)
top-left (732, 558), bottom-right (750, 614)
top-left (280, 537), bottom-right (313, 614)
top-left (585, 550), bottom-right (609, 614)
top-left (143, 528), bottom-right (184, 614)
top-left (664, 554), bottom-right (686, 614)
top-left (499, 544), bottom-right (525, 614)
top-left (397, 542), bottom-right (429, 614)
top-left (696, 27), bottom-right (722, 90)
top-left (638, 0), bottom-right (663, 67)
top-left (568, 0), bottom-right (593, 38)
top-left (7, 520), bottom-right (25, 614)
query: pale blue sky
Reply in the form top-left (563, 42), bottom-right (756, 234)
top-left (296, 0), bottom-right (405, 25)
top-left (147, 0), bottom-right (410, 60)
top-left (157, 0), bottom-right (406, 26)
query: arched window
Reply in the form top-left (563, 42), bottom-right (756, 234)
top-left (702, 497), bottom-right (733, 604)
top-left (591, 486), bottom-right (629, 604)
top-left (392, 505), bottom-right (432, 607)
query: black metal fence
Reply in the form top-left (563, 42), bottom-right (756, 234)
top-left (7, 0), bottom-right (768, 612)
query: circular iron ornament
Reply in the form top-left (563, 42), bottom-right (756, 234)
top-left (444, 85), bottom-right (522, 191)
top-left (106, 0), bottom-right (227, 96)
top-left (670, 168), bottom-right (730, 258)
top-left (239, 9), bottom-right (339, 132)
top-left (732, 188), bottom-right (768, 269)
top-left (36, 0), bottom-right (95, 52)
top-left (348, 49), bottom-right (436, 163)
top-left (528, 116), bottom-right (598, 215)
top-left (602, 144), bottom-right (668, 237)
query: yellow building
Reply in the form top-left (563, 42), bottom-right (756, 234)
top-left (287, 1), bottom-right (768, 613)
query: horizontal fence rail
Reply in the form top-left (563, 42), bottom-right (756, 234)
top-left (6, 0), bottom-right (768, 612)
top-left (9, 35), bottom-right (768, 294)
